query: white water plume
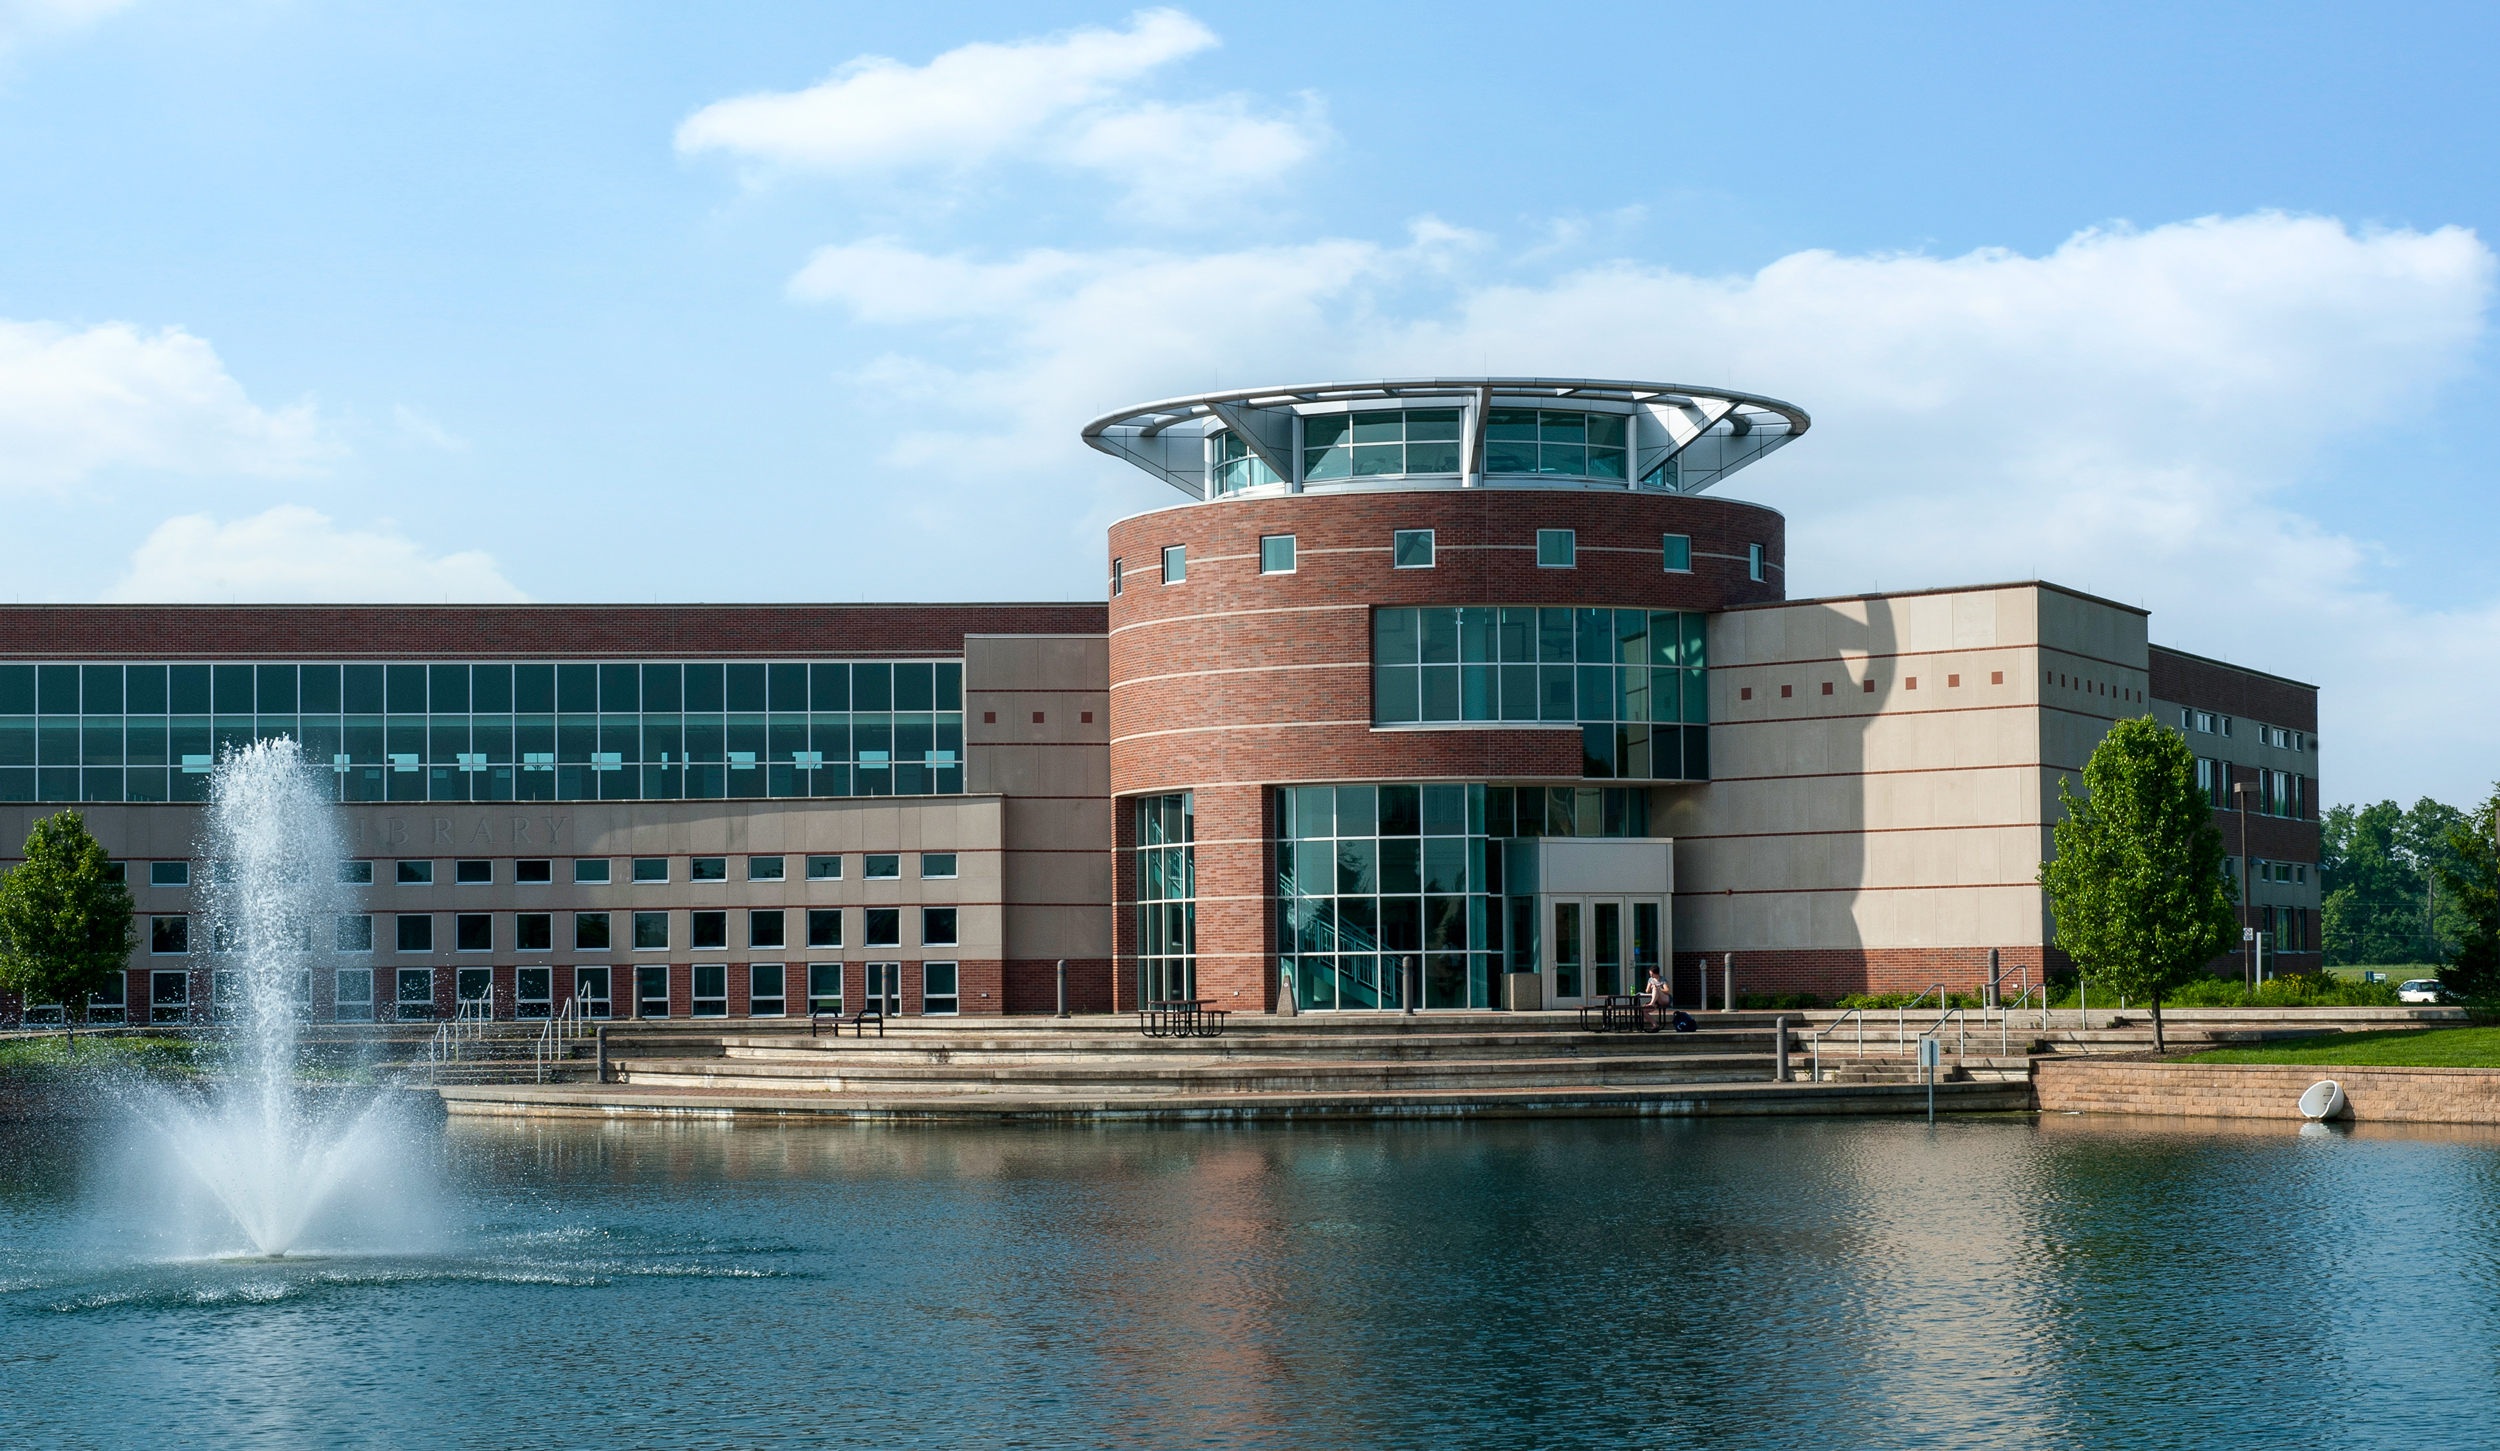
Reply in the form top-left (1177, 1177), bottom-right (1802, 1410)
top-left (119, 738), bottom-right (437, 1258)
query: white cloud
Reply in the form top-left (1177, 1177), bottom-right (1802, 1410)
top-left (0, 320), bottom-right (332, 489)
top-left (0, 0), bottom-right (130, 51)
top-left (676, 9), bottom-right (1326, 219)
top-left (391, 403), bottom-right (469, 453)
top-left (793, 212), bottom-right (2500, 803)
top-left (101, 505), bottom-right (528, 603)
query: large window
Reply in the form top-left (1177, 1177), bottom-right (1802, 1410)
top-left (1212, 431), bottom-right (1283, 494)
top-left (0, 659), bottom-right (967, 806)
top-left (1370, 606), bottom-right (1710, 780)
top-left (1133, 792), bottom-right (1194, 1005)
top-left (1484, 409), bottom-right (1626, 479)
top-left (1304, 409), bottom-right (1463, 480)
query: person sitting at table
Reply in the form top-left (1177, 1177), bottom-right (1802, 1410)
top-left (1641, 969), bottom-right (1669, 1008)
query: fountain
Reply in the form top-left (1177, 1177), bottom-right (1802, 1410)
top-left (120, 738), bottom-right (436, 1260)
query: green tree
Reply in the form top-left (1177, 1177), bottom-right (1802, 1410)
top-left (2322, 800), bottom-right (2436, 964)
top-left (2402, 796), bottom-right (2475, 959)
top-left (2431, 788), bottom-right (2500, 1002)
top-left (2040, 717), bottom-right (2241, 1053)
top-left (0, 810), bottom-right (136, 1027)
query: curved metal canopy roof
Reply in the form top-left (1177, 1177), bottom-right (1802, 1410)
top-left (1082, 377), bottom-right (1810, 499)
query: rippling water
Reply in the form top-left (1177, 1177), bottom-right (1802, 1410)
top-left (3, 1111), bottom-right (2496, 1449)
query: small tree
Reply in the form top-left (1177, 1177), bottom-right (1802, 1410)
top-left (2039, 716), bottom-right (2241, 1053)
top-left (2432, 788), bottom-right (2500, 1003)
top-left (0, 810), bottom-right (136, 1029)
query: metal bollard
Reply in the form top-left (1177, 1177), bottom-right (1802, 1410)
top-left (1772, 1015), bottom-right (1790, 1083)
top-left (1722, 953), bottom-right (1734, 1013)
top-left (1055, 959), bottom-right (1069, 1019)
top-left (595, 1025), bottom-right (607, 1085)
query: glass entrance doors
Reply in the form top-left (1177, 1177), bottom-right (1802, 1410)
top-left (1545, 897), bottom-right (1665, 1006)
top-left (864, 962), bottom-right (901, 1016)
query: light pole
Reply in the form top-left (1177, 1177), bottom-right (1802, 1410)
top-left (2233, 778), bottom-right (2255, 991)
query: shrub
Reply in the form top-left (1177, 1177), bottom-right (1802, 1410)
top-left (1735, 992), bottom-right (1822, 1010)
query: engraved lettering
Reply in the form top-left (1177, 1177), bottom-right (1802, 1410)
top-left (386, 817), bottom-right (408, 845)
top-left (511, 817), bottom-right (532, 845)
top-left (470, 818), bottom-right (493, 845)
top-left (544, 815), bottom-right (567, 846)
top-left (432, 818), bottom-right (452, 845)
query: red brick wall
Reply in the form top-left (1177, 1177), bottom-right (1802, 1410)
top-left (1671, 945), bottom-right (2062, 1003)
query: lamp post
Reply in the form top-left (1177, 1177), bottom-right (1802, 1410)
top-left (2233, 778), bottom-right (2254, 991)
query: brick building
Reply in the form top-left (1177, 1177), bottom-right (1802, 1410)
top-left (0, 377), bottom-right (2317, 1023)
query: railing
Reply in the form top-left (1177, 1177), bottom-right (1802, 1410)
top-left (1809, 1008), bottom-right (1867, 1084)
top-left (1919, 1007), bottom-right (1968, 1062)
top-left (534, 993), bottom-right (593, 1083)
top-left (1897, 984), bottom-right (1943, 1057)
top-left (1992, 983), bottom-right (2048, 1054)
top-left (425, 998), bottom-right (493, 1084)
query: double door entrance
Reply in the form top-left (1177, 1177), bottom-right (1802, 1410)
top-left (1543, 897), bottom-right (1665, 1007)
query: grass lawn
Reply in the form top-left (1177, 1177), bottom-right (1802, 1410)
top-left (0, 1033), bottom-right (202, 1080)
top-left (2190, 1027), bottom-right (2500, 1068)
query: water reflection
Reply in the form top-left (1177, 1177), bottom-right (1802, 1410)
top-left (4, 1114), bottom-right (2497, 1448)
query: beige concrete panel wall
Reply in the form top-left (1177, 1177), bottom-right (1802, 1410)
top-left (965, 633), bottom-right (1114, 963)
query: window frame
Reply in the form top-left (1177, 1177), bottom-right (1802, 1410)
top-left (149, 860), bottom-right (189, 888)
top-left (632, 857), bottom-right (669, 883)
top-left (569, 858), bottom-right (607, 884)
top-left (922, 906), bottom-right (959, 947)
top-left (806, 854), bottom-right (842, 880)
top-left (1161, 545), bottom-right (1187, 585)
top-left (749, 909), bottom-right (787, 950)
top-left (1536, 530), bottom-right (1576, 569)
top-left (865, 907), bottom-right (901, 949)
top-left (1259, 534), bottom-right (1297, 574)
top-left (806, 907), bottom-right (843, 949)
top-left (689, 856), bottom-right (727, 882)
top-left (336, 914), bottom-right (374, 953)
top-left (454, 913), bottom-right (493, 952)
top-left (574, 911), bottom-right (612, 951)
top-left (690, 910), bottom-right (729, 951)
top-left (1747, 543), bottom-right (1765, 582)
top-left (864, 854), bottom-right (900, 880)
top-left (922, 961), bottom-right (960, 1016)
top-left (395, 913), bottom-right (434, 953)
top-left (748, 962), bottom-right (786, 1018)
top-left (747, 855), bottom-right (786, 882)
top-left (455, 859), bottom-right (493, 886)
top-left (631, 911), bottom-right (669, 951)
top-left (1110, 557), bottom-right (1123, 597)
top-left (396, 860), bottom-right (434, 886)
top-left (1391, 529), bottom-right (1435, 569)
top-left (516, 912), bottom-right (553, 952)
top-left (1661, 534), bottom-right (1692, 573)
top-left (920, 853), bottom-right (958, 879)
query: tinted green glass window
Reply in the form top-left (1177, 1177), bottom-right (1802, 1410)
top-left (83, 666), bottom-right (123, 714)
top-left (126, 666), bottom-right (167, 715)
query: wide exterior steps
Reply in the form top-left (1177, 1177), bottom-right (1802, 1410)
top-left (1804, 1056), bottom-right (2036, 1085)
top-left (614, 1049), bottom-right (1774, 1097)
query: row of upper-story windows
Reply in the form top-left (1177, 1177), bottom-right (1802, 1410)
top-left (2193, 758), bottom-right (2309, 818)
top-left (2181, 708), bottom-right (2308, 753)
top-left (135, 905), bottom-right (962, 955)
top-left (1114, 531), bottom-right (1770, 593)
top-left (114, 853), bottom-right (958, 888)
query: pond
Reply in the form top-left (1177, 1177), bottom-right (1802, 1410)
top-left (2, 1111), bottom-right (2495, 1448)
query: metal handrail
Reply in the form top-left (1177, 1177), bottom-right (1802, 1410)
top-left (1994, 984), bottom-right (2047, 1054)
top-left (534, 992), bottom-right (591, 1083)
top-left (1809, 1008), bottom-right (1868, 1084)
top-left (426, 997), bottom-right (493, 1084)
top-left (1897, 984), bottom-right (1943, 1057)
top-left (1918, 1007), bottom-right (1967, 1061)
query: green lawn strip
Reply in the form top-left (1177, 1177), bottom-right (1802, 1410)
top-left (2188, 1027), bottom-right (2500, 1068)
top-left (0, 1033), bottom-right (204, 1081)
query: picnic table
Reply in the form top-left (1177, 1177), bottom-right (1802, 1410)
top-left (1579, 995), bottom-right (1668, 1033)
top-left (1139, 999), bottom-right (1230, 1039)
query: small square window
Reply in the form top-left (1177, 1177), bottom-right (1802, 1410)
top-left (1259, 535), bottom-right (1297, 574)
top-left (921, 853), bottom-right (958, 879)
top-left (1863, 679), bottom-right (1875, 693)
top-left (1747, 543), bottom-right (1766, 582)
top-left (807, 908), bottom-right (842, 948)
top-left (983, 711), bottom-right (996, 723)
top-left (150, 861), bottom-right (189, 888)
top-left (396, 914), bottom-right (433, 952)
top-left (747, 855), bottom-right (785, 882)
top-left (1740, 687), bottom-right (1752, 701)
top-left (690, 857), bottom-right (727, 882)
top-left (633, 857), bottom-right (669, 883)
top-left (1906, 677), bottom-right (1918, 690)
top-left (1392, 529), bottom-right (1435, 568)
top-left (1032, 711), bottom-right (1045, 724)
top-left (749, 909), bottom-right (786, 949)
top-left (806, 855), bottom-right (842, 880)
top-left (516, 913), bottom-right (552, 951)
top-left (1662, 534), bottom-right (1692, 572)
top-left (455, 859), bottom-right (493, 885)
top-left (1948, 674), bottom-right (1961, 688)
top-left (632, 911), bottom-right (669, 950)
top-left (1161, 545), bottom-right (1187, 584)
top-left (865, 854), bottom-right (900, 879)
top-left (1110, 557), bottom-right (1123, 597)
top-left (569, 859), bottom-right (607, 884)
top-left (1536, 529), bottom-right (1575, 568)
top-left (1991, 671), bottom-right (2004, 685)
top-left (865, 908), bottom-right (901, 948)
top-left (921, 907), bottom-right (958, 947)
top-left (456, 914), bottom-right (493, 952)
top-left (576, 912), bottom-right (612, 950)
top-left (1081, 711), bottom-right (1093, 723)
top-left (397, 861), bottom-right (434, 886)
top-left (516, 859), bottom-right (553, 884)
top-left (336, 915), bottom-right (373, 952)
top-left (1780, 684), bottom-right (1792, 698)
top-left (337, 860), bottom-right (373, 885)
top-left (691, 911), bottom-right (728, 949)
top-left (151, 916), bottom-right (189, 954)
top-left (1822, 682), bottom-right (1833, 695)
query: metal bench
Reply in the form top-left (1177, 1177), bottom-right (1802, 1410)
top-left (809, 1008), bottom-right (884, 1038)
top-left (1139, 999), bottom-right (1229, 1039)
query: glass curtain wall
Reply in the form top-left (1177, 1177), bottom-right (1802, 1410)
top-left (1372, 607), bottom-right (1710, 780)
top-left (1134, 793), bottom-right (1195, 1005)
top-left (0, 661), bottom-right (966, 805)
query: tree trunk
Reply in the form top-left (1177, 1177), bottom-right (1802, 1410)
top-left (2151, 992), bottom-right (2166, 1055)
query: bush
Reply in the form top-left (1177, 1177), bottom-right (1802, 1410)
top-left (1835, 991), bottom-right (1987, 1011)
top-left (2040, 972), bottom-right (2402, 1009)
top-left (1735, 992), bottom-right (1822, 1010)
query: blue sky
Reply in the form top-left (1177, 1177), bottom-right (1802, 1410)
top-left (2, 1), bottom-right (2496, 805)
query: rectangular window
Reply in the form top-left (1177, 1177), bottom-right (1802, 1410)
top-left (633, 857), bottom-right (668, 883)
top-left (1662, 534), bottom-right (1692, 572)
top-left (807, 908), bottom-right (843, 948)
top-left (922, 907), bottom-right (958, 947)
top-left (513, 859), bottom-right (553, 884)
top-left (1747, 543), bottom-right (1765, 582)
top-left (569, 859), bottom-right (607, 884)
top-left (747, 855), bottom-right (785, 881)
top-left (690, 856), bottom-right (727, 882)
top-left (1259, 535), bottom-right (1297, 573)
top-left (456, 914), bottom-right (492, 952)
top-left (923, 961), bottom-right (959, 1016)
top-left (1110, 557), bottom-right (1123, 597)
top-left (749, 909), bottom-right (786, 949)
top-left (808, 963), bottom-right (843, 1015)
top-left (338, 860), bottom-right (373, 885)
top-left (921, 853), bottom-right (957, 879)
top-left (692, 962), bottom-right (727, 1017)
top-left (516, 913), bottom-right (552, 951)
top-left (335, 968), bottom-right (372, 1016)
top-left (1161, 545), bottom-right (1186, 584)
top-left (633, 911), bottom-right (669, 950)
top-left (336, 914), bottom-right (373, 952)
top-left (807, 854), bottom-right (842, 880)
top-left (150, 916), bottom-right (188, 954)
top-left (749, 963), bottom-right (785, 1018)
top-left (516, 966), bottom-right (552, 1018)
top-left (865, 908), bottom-right (901, 948)
top-left (1537, 529), bottom-right (1575, 568)
top-left (691, 911), bottom-right (728, 950)
top-left (865, 854), bottom-right (900, 879)
top-left (396, 914), bottom-right (433, 952)
top-left (575, 911), bottom-right (612, 950)
top-left (149, 860), bottom-right (189, 888)
top-left (1392, 529), bottom-right (1435, 568)
top-left (397, 860), bottom-right (433, 886)
top-left (455, 859), bottom-right (493, 885)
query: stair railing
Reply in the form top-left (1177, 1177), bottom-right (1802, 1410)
top-left (1994, 983), bottom-right (2047, 1055)
top-left (1919, 1007), bottom-right (1967, 1064)
top-left (1896, 984), bottom-right (1943, 1057)
top-left (426, 997), bottom-right (493, 1084)
top-left (1809, 1008), bottom-right (1867, 1085)
top-left (534, 993), bottom-right (589, 1084)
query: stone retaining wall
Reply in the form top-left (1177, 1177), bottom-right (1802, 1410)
top-left (2035, 1057), bottom-right (2500, 1124)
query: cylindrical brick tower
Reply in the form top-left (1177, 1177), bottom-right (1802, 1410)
top-left (1087, 379), bottom-right (1807, 1014)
